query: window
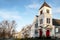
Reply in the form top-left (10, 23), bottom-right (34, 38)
top-left (40, 10), bottom-right (43, 15)
top-left (35, 30), bottom-right (38, 34)
top-left (47, 18), bottom-right (50, 23)
top-left (40, 19), bottom-right (43, 24)
top-left (56, 28), bottom-right (60, 33)
top-left (56, 28), bottom-right (58, 33)
top-left (46, 9), bottom-right (49, 13)
top-left (35, 23), bottom-right (38, 28)
top-left (57, 28), bottom-right (60, 33)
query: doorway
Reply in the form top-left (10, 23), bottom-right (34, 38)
top-left (46, 30), bottom-right (50, 37)
top-left (39, 29), bottom-right (42, 37)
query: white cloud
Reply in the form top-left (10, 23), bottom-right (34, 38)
top-left (0, 9), bottom-right (21, 20)
top-left (52, 7), bottom-right (60, 19)
top-left (52, 7), bottom-right (60, 14)
top-left (24, 3), bottom-right (41, 16)
top-left (25, 3), bottom-right (40, 9)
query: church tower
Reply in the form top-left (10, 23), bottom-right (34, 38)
top-left (38, 1), bottom-right (55, 37)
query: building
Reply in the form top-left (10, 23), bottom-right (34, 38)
top-left (21, 1), bottom-right (60, 38)
top-left (13, 32), bottom-right (22, 39)
top-left (21, 25), bottom-right (32, 38)
top-left (53, 19), bottom-right (60, 38)
top-left (30, 15), bottom-right (39, 37)
top-left (30, 1), bottom-right (55, 38)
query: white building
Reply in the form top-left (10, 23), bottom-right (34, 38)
top-left (21, 1), bottom-right (60, 38)
top-left (30, 1), bottom-right (55, 38)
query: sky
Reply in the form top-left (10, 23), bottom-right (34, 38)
top-left (0, 0), bottom-right (60, 32)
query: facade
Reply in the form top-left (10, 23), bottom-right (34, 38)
top-left (38, 2), bottom-right (55, 37)
top-left (21, 2), bottom-right (60, 38)
top-left (30, 1), bottom-right (55, 38)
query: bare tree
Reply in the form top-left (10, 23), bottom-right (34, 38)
top-left (0, 20), bottom-right (16, 38)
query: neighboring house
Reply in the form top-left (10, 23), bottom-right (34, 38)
top-left (13, 32), bottom-right (22, 39)
top-left (21, 1), bottom-right (60, 38)
top-left (53, 19), bottom-right (60, 38)
top-left (21, 25), bottom-right (32, 38)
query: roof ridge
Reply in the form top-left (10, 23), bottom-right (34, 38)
top-left (39, 2), bottom-right (51, 10)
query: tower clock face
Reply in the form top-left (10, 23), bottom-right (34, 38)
top-left (46, 9), bottom-right (49, 13)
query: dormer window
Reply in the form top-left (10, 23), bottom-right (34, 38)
top-left (40, 10), bottom-right (43, 15)
top-left (46, 9), bottom-right (49, 13)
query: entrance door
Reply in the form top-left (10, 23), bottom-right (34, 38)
top-left (39, 29), bottom-right (42, 37)
top-left (46, 30), bottom-right (50, 37)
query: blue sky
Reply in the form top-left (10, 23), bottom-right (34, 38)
top-left (0, 0), bottom-right (60, 32)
